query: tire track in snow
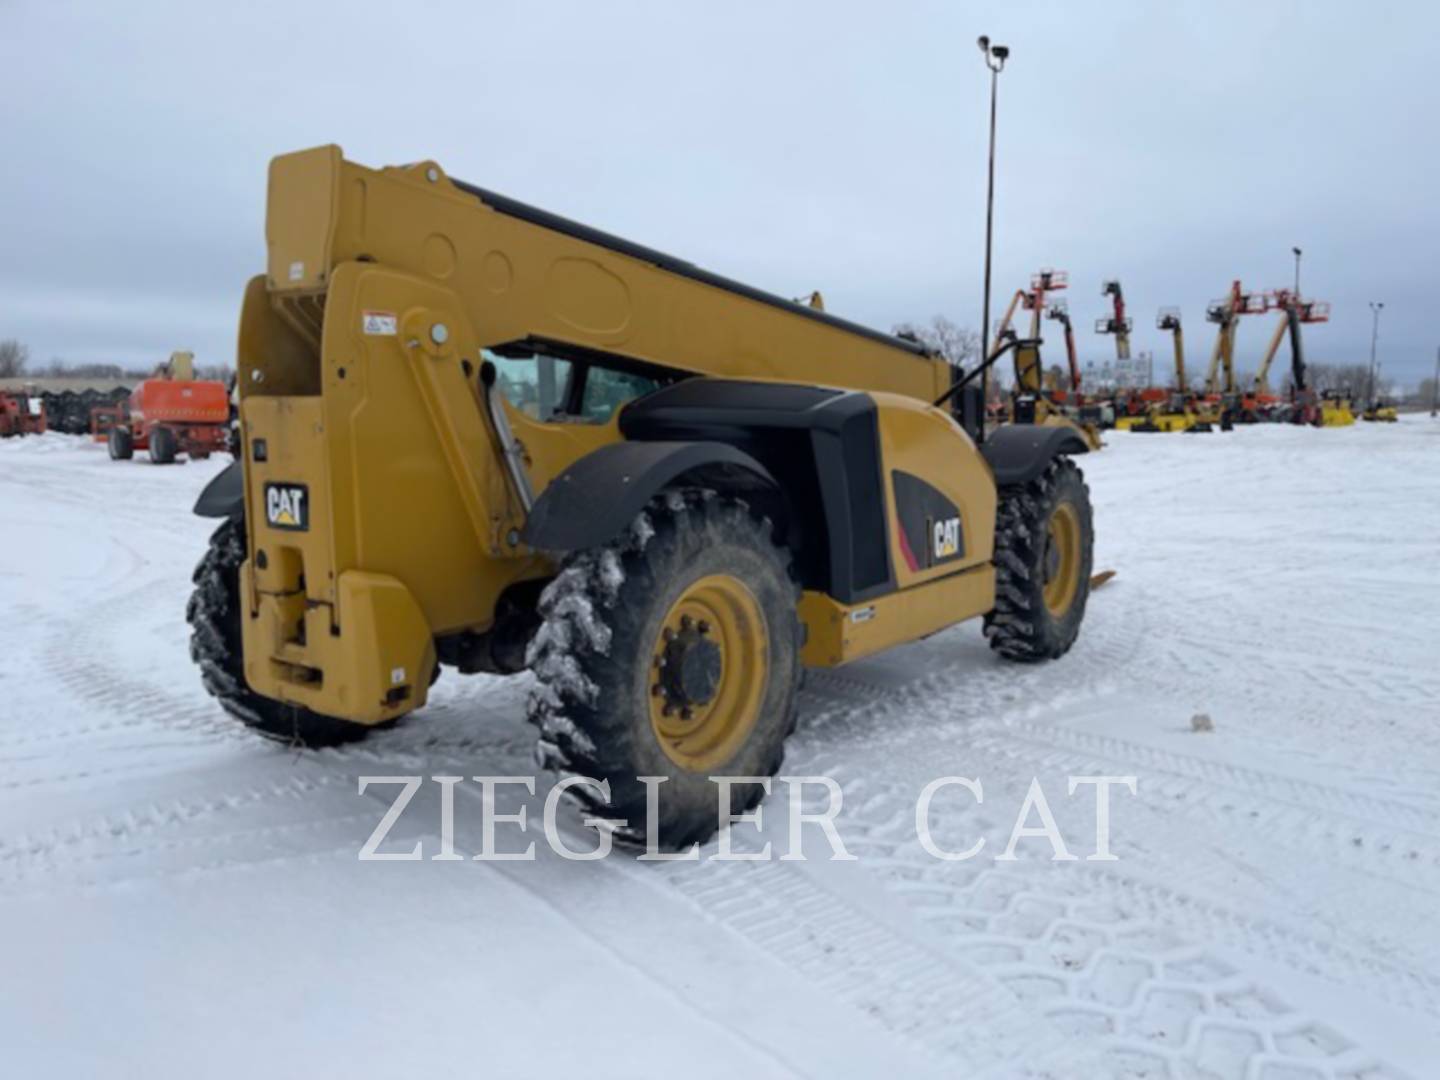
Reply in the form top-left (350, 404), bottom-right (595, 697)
top-left (768, 594), bottom-right (1438, 1077)
top-left (797, 598), bottom-right (1440, 893)
top-left (786, 668), bottom-right (1440, 1020)
top-left (659, 847), bottom-right (1063, 1075)
top-left (789, 763), bottom-right (1426, 1079)
top-left (431, 784), bottom-right (812, 1080)
top-left (0, 769), bottom-right (358, 887)
top-left (0, 703), bottom-right (539, 886)
top-left (346, 723), bottom-right (1068, 1076)
top-left (31, 577), bottom-right (238, 740)
top-left (973, 724), bottom-right (1440, 886)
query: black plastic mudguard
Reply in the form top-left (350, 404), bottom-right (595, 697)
top-left (520, 440), bottom-right (773, 554)
top-left (619, 379), bottom-right (894, 604)
top-left (981, 424), bottom-right (1090, 488)
top-left (194, 460), bottom-right (245, 521)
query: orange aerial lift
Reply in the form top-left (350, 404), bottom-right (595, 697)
top-left (1043, 299), bottom-right (1081, 399)
top-left (1158, 307), bottom-right (1186, 393)
top-left (1251, 290), bottom-right (1333, 421)
top-left (1046, 298), bottom-right (1111, 431)
top-left (1201, 280), bottom-right (1268, 428)
top-left (984, 269), bottom-right (1100, 448)
top-left (1122, 307), bottom-right (1209, 433)
top-left (1095, 279), bottom-right (1133, 360)
top-left (988, 267), bottom-right (1069, 351)
top-left (106, 351), bottom-right (232, 464)
top-left (1273, 295), bottom-right (1352, 427)
top-left (986, 267), bottom-right (1064, 402)
top-left (1096, 279), bottom-right (1160, 425)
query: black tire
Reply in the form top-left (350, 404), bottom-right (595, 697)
top-left (527, 490), bottom-right (802, 851)
top-left (149, 425), bottom-right (178, 464)
top-left (108, 424), bottom-right (133, 460)
top-left (985, 458), bottom-right (1094, 663)
top-left (187, 518), bottom-right (378, 746)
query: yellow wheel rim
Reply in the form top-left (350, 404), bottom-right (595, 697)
top-left (648, 574), bottom-right (769, 772)
top-left (1042, 502), bottom-right (1082, 617)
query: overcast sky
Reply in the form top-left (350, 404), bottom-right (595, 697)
top-left (3, 0), bottom-right (1437, 384)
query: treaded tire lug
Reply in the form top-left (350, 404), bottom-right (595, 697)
top-left (984, 458), bottom-right (1094, 663)
top-left (526, 489), bottom-right (803, 852)
top-left (186, 518), bottom-right (386, 747)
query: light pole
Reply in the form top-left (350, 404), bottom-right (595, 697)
top-left (976, 35), bottom-right (1008, 439)
top-left (1431, 345), bottom-right (1438, 417)
top-left (1292, 247), bottom-right (1302, 296)
top-left (1367, 301), bottom-right (1384, 408)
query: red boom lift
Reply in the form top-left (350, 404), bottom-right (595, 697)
top-left (106, 352), bottom-right (231, 464)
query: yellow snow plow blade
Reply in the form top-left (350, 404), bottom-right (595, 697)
top-left (1320, 403), bottom-right (1356, 427)
top-left (1115, 412), bottom-right (1195, 433)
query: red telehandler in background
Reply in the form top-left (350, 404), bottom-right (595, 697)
top-left (0, 387), bottom-right (47, 437)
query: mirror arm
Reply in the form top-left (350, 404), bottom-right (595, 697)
top-left (933, 337), bottom-right (1041, 409)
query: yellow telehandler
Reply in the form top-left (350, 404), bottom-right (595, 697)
top-left (189, 146), bottom-right (1096, 848)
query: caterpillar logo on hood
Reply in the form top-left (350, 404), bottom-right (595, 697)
top-left (893, 469), bottom-right (964, 572)
top-left (264, 483), bottom-right (308, 531)
top-left (933, 517), bottom-right (961, 559)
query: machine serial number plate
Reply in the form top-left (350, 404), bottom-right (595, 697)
top-left (264, 483), bottom-right (309, 531)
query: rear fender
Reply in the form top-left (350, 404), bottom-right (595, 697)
top-left (195, 460), bottom-right (245, 521)
top-left (520, 440), bottom-right (775, 554)
top-left (981, 424), bottom-right (1090, 488)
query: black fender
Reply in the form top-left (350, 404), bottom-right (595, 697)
top-left (520, 440), bottom-right (775, 553)
top-left (981, 424), bottom-right (1090, 488)
top-left (617, 378), bottom-right (893, 604)
top-left (194, 460), bottom-right (245, 520)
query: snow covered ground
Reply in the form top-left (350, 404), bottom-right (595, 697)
top-left (3, 418), bottom-right (1439, 1079)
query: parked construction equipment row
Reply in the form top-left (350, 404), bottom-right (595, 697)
top-left (987, 270), bottom-right (1394, 437)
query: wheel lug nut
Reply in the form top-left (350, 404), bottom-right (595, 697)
top-left (680, 707), bottom-right (693, 720)
top-left (697, 620), bottom-right (710, 634)
top-left (651, 684), bottom-right (663, 697)
top-left (663, 627), bottom-right (675, 642)
top-left (680, 615), bottom-right (692, 630)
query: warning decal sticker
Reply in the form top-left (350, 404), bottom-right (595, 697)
top-left (361, 311), bottom-right (398, 336)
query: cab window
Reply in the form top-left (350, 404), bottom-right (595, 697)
top-left (580, 367), bottom-right (662, 422)
top-left (483, 344), bottom-right (667, 423)
top-left (484, 348), bottom-right (573, 420)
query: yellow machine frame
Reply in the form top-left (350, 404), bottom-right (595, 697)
top-left (234, 146), bottom-right (1008, 722)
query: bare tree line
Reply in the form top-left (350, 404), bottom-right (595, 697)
top-left (1280, 362), bottom-right (1375, 395)
top-left (0, 338), bottom-right (231, 382)
top-left (892, 315), bottom-right (981, 367)
top-left (0, 339), bottom-right (28, 378)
